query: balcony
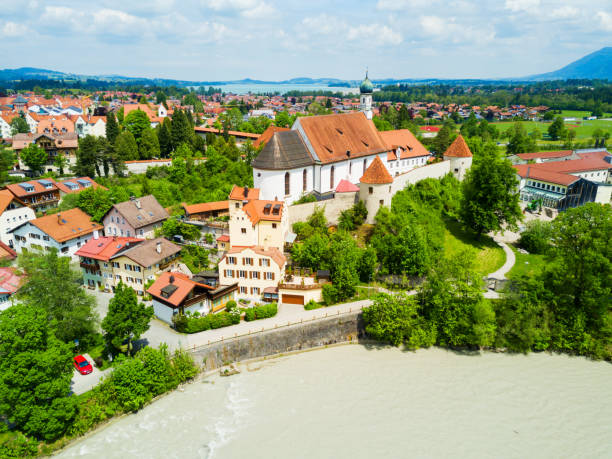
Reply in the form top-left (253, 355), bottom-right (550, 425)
top-left (80, 261), bottom-right (100, 272)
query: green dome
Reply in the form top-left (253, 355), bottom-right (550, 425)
top-left (359, 73), bottom-right (373, 94)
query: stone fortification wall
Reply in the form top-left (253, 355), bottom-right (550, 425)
top-left (287, 191), bottom-right (358, 225)
top-left (391, 160), bottom-right (452, 192)
top-left (192, 311), bottom-right (364, 371)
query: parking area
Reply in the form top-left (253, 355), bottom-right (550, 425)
top-left (70, 353), bottom-right (113, 396)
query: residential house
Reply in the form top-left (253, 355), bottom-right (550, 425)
top-left (74, 236), bottom-right (143, 290)
top-left (102, 195), bottom-right (169, 239)
top-left (218, 246), bottom-right (286, 300)
top-left (9, 207), bottom-right (104, 260)
top-left (228, 185), bottom-right (289, 251)
top-left (107, 237), bottom-right (182, 295)
top-left (74, 115), bottom-right (106, 137)
top-left (55, 177), bottom-right (107, 198)
top-left (4, 178), bottom-right (61, 212)
top-left (182, 201), bottom-right (229, 221)
top-left (147, 271), bottom-right (238, 324)
top-left (12, 132), bottom-right (78, 174)
top-left (379, 129), bottom-right (431, 177)
top-left (0, 267), bottom-right (25, 311)
top-left (0, 189), bottom-right (36, 248)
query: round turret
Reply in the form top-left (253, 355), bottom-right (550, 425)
top-left (359, 72), bottom-right (373, 94)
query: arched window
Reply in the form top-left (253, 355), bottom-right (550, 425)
top-left (285, 172), bottom-right (290, 196)
top-left (363, 159), bottom-right (367, 174)
top-left (303, 169), bottom-right (307, 192)
top-left (330, 166), bottom-right (335, 190)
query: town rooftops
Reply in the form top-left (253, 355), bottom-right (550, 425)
top-left (111, 237), bottom-right (181, 268)
top-left (335, 179), bottom-right (360, 193)
top-left (229, 185), bottom-right (260, 201)
top-left (538, 156), bottom-right (611, 174)
top-left (242, 199), bottom-right (284, 226)
top-left (0, 189), bottom-right (26, 214)
top-left (19, 208), bottom-right (103, 243)
top-left (225, 245), bottom-right (286, 267)
top-left (5, 178), bottom-right (59, 198)
top-left (296, 112), bottom-right (389, 164)
top-left (217, 234), bottom-right (230, 242)
top-left (0, 267), bottom-right (24, 295)
top-left (55, 177), bottom-right (107, 194)
top-left (182, 201), bottom-right (229, 215)
top-left (380, 129), bottom-right (430, 160)
top-left (75, 236), bottom-right (143, 261)
top-left (360, 156), bottom-right (393, 184)
top-left (12, 132), bottom-right (78, 150)
top-left (443, 135), bottom-right (473, 158)
top-left (513, 164), bottom-right (580, 186)
top-left (252, 130), bottom-right (314, 170)
top-left (516, 150), bottom-right (573, 161)
top-left (107, 195), bottom-right (169, 229)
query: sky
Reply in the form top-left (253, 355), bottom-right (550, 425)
top-left (0, 0), bottom-right (611, 81)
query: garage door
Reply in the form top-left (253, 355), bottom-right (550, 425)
top-left (282, 294), bottom-right (304, 305)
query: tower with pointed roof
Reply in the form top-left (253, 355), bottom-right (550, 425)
top-left (359, 71), bottom-right (373, 120)
top-left (443, 135), bottom-right (473, 181)
top-left (359, 156), bottom-right (394, 223)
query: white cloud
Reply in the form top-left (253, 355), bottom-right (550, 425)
top-left (550, 5), bottom-right (578, 19)
top-left (596, 11), bottom-right (612, 31)
top-left (201, 0), bottom-right (275, 17)
top-left (376, 0), bottom-right (432, 10)
top-left (1, 21), bottom-right (28, 37)
top-left (241, 2), bottom-right (276, 19)
top-left (419, 15), bottom-right (495, 43)
top-left (505, 0), bottom-right (540, 13)
top-left (347, 24), bottom-right (402, 46)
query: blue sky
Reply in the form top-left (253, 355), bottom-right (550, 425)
top-left (1, 0), bottom-right (611, 81)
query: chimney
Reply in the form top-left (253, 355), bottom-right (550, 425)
top-left (526, 166), bottom-right (530, 178)
top-left (156, 241), bottom-right (162, 253)
top-left (93, 230), bottom-right (99, 240)
top-left (243, 186), bottom-right (249, 198)
top-left (57, 213), bottom-right (62, 224)
top-left (135, 200), bottom-right (141, 209)
top-left (130, 195), bottom-right (136, 201)
top-left (169, 274), bottom-right (175, 284)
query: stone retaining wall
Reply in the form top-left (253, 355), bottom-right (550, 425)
top-left (191, 311), bottom-right (364, 371)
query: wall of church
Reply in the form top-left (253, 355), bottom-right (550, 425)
top-left (254, 166), bottom-right (315, 203)
top-left (392, 160), bottom-right (452, 192)
top-left (287, 191), bottom-right (358, 226)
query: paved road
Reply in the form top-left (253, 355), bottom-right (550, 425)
top-left (488, 238), bottom-right (516, 280)
top-left (70, 353), bottom-right (112, 396)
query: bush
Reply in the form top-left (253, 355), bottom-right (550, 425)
top-left (322, 283), bottom-right (339, 305)
top-left (304, 300), bottom-right (323, 310)
top-left (518, 220), bottom-right (552, 254)
top-left (244, 303), bottom-right (278, 321)
top-left (173, 310), bottom-right (240, 334)
top-left (225, 300), bottom-right (237, 313)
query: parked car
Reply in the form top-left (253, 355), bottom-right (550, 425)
top-left (73, 355), bottom-right (93, 375)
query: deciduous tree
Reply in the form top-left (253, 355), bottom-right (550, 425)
top-left (20, 143), bottom-right (47, 175)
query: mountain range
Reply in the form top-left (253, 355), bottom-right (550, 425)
top-left (0, 47), bottom-right (610, 87)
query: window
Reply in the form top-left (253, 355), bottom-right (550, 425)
top-left (303, 169), bottom-right (307, 192)
top-left (112, 262), bottom-right (120, 268)
top-left (228, 256), bottom-right (237, 265)
top-left (115, 275), bottom-right (121, 281)
top-left (330, 166), bottom-right (335, 189)
top-left (43, 235), bottom-right (49, 241)
top-left (240, 286), bottom-right (248, 294)
top-left (61, 247), bottom-right (69, 253)
top-left (252, 271), bottom-right (260, 279)
top-left (369, 187), bottom-right (373, 195)
top-left (380, 200), bottom-right (384, 205)
top-left (261, 258), bottom-right (270, 267)
top-left (239, 270), bottom-right (247, 278)
top-left (225, 269), bottom-right (234, 278)
top-left (235, 202), bottom-right (240, 209)
top-left (265, 272), bottom-right (274, 280)
top-left (285, 172), bottom-right (290, 196)
top-left (251, 287), bottom-right (260, 295)
top-left (243, 257), bottom-right (253, 265)
top-left (272, 223), bottom-right (277, 229)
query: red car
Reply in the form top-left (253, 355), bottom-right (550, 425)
top-left (73, 355), bottom-right (93, 375)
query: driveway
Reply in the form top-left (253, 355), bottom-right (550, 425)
top-left (70, 353), bottom-right (112, 396)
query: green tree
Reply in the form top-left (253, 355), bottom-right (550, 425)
top-left (432, 120), bottom-right (455, 156)
top-left (156, 217), bottom-right (200, 241)
top-left (20, 143), bottom-right (47, 175)
top-left (0, 304), bottom-right (77, 440)
top-left (506, 122), bottom-right (537, 155)
top-left (124, 109), bottom-right (150, 143)
top-left (171, 109), bottom-right (193, 149)
top-left (75, 187), bottom-right (115, 221)
top-left (156, 90), bottom-right (167, 106)
top-left (74, 135), bottom-right (99, 177)
top-left (0, 144), bottom-right (16, 183)
top-left (10, 115), bottom-right (29, 135)
top-left (139, 127), bottom-right (161, 159)
top-left (105, 111), bottom-right (120, 144)
top-left (18, 250), bottom-right (99, 346)
top-left (547, 116), bottom-right (566, 141)
top-left (115, 130), bottom-right (139, 161)
top-left (102, 282), bottom-right (154, 355)
top-left (274, 110), bottom-right (294, 128)
top-left (460, 142), bottom-right (522, 236)
top-left (157, 118), bottom-right (172, 157)
top-left (54, 153), bottom-right (68, 176)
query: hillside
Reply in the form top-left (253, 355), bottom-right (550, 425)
top-left (525, 47), bottom-right (612, 81)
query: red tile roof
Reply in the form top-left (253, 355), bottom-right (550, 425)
top-left (147, 271), bottom-right (213, 307)
top-left (5, 179), bottom-right (59, 198)
top-left (55, 177), bottom-right (107, 194)
top-left (217, 234), bottom-right (230, 242)
top-left (540, 156), bottom-right (611, 174)
top-left (194, 126), bottom-right (260, 139)
top-left (380, 129), bottom-right (430, 160)
top-left (253, 125), bottom-right (290, 148)
top-left (242, 199), bottom-right (284, 225)
top-left (444, 135), bottom-right (472, 158)
top-left (513, 164), bottom-right (579, 186)
top-left (182, 201), bottom-right (229, 215)
top-left (0, 189), bottom-right (25, 215)
top-left (75, 236), bottom-right (143, 261)
top-left (0, 267), bottom-right (24, 294)
top-left (516, 150), bottom-right (573, 160)
top-left (229, 185), bottom-right (260, 201)
top-left (30, 208), bottom-right (104, 243)
top-left (335, 179), bottom-right (360, 193)
top-left (360, 156), bottom-right (393, 184)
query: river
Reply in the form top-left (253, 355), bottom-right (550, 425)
top-left (57, 345), bottom-right (612, 459)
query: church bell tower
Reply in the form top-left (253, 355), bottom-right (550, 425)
top-left (359, 70), bottom-right (374, 120)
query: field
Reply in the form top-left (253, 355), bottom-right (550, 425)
top-left (507, 246), bottom-right (548, 279)
top-left (443, 220), bottom-right (506, 277)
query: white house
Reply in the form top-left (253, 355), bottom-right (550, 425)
top-left (74, 115), bottom-right (106, 137)
top-left (9, 207), bottom-right (104, 260)
top-left (102, 195), bottom-right (169, 239)
top-left (0, 189), bottom-right (36, 249)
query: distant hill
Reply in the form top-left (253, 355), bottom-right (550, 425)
top-left (524, 47), bottom-right (612, 81)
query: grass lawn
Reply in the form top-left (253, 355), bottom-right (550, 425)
top-left (493, 117), bottom-right (612, 143)
top-left (507, 245), bottom-right (549, 279)
top-left (443, 220), bottom-right (506, 276)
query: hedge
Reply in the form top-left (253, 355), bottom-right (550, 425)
top-left (244, 303), bottom-right (278, 322)
top-left (172, 310), bottom-right (240, 333)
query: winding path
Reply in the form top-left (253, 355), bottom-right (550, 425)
top-left (488, 238), bottom-right (516, 280)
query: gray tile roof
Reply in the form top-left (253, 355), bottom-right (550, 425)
top-left (110, 195), bottom-right (169, 229)
top-left (111, 237), bottom-right (181, 268)
top-left (252, 131), bottom-right (314, 170)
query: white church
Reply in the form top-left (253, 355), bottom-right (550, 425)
top-left (252, 73), bottom-right (472, 205)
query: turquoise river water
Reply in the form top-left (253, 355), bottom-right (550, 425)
top-left (57, 345), bottom-right (612, 459)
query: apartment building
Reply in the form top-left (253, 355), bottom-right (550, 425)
top-left (102, 195), bottom-right (169, 239)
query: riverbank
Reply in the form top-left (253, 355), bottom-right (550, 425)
top-left (56, 344), bottom-right (612, 459)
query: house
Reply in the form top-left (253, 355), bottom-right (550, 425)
top-left (218, 246), bottom-right (286, 300)
top-left (379, 129), bottom-right (431, 177)
top-left (509, 150), bottom-right (575, 165)
top-left (102, 195), bottom-right (169, 239)
top-left (12, 132), bottom-right (78, 174)
top-left (74, 236), bottom-right (143, 290)
top-left (107, 237), bottom-right (182, 295)
top-left (228, 185), bottom-right (290, 251)
top-left (147, 271), bottom-right (238, 324)
top-left (73, 115), bottom-right (106, 137)
top-left (9, 208), bottom-right (104, 260)
top-left (216, 234), bottom-right (230, 252)
top-left (55, 177), bottom-right (107, 197)
top-left (182, 201), bottom-right (229, 221)
top-left (0, 189), bottom-right (36, 248)
top-left (0, 267), bottom-right (25, 311)
top-left (4, 178), bottom-right (61, 212)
